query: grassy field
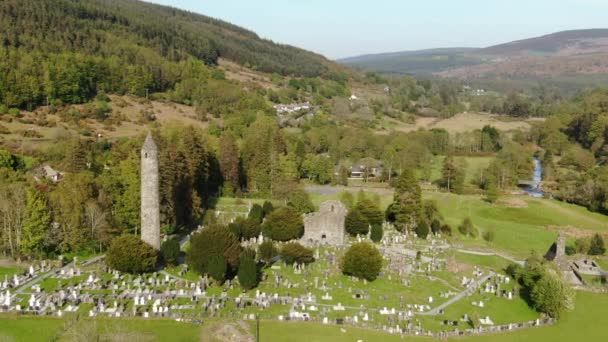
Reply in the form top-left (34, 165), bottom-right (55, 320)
top-left (426, 192), bottom-right (608, 258)
top-left (427, 155), bottom-right (494, 184)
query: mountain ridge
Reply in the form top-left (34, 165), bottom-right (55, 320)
top-left (339, 29), bottom-right (608, 78)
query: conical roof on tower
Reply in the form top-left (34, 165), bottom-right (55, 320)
top-left (142, 132), bottom-right (158, 151)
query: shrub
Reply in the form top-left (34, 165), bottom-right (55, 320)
top-left (565, 245), bottom-right (576, 256)
top-left (238, 249), bottom-right (258, 290)
top-left (287, 189), bottom-right (315, 214)
top-left (415, 221), bottom-right (430, 239)
top-left (160, 239), bottom-right (180, 266)
top-left (575, 237), bottom-right (591, 254)
top-left (258, 240), bottom-right (278, 265)
top-left (345, 208), bottom-right (369, 236)
top-left (485, 184), bottom-right (500, 203)
top-left (208, 255), bottom-right (227, 283)
top-left (262, 207), bottom-right (304, 241)
top-left (281, 242), bottom-right (314, 265)
top-left (440, 224), bottom-right (453, 236)
top-left (0, 104), bottom-right (7, 115)
top-left (187, 224), bottom-right (243, 275)
top-left (430, 219), bottom-right (441, 235)
top-left (458, 218), bottom-right (478, 238)
top-left (8, 108), bottom-right (20, 117)
top-left (482, 229), bottom-right (496, 243)
top-left (248, 204), bottom-right (264, 223)
top-left (339, 191), bottom-right (354, 208)
top-left (240, 218), bottom-right (261, 240)
top-left (588, 234), bottom-right (606, 255)
top-left (370, 224), bottom-right (383, 242)
top-left (262, 201), bottom-right (274, 216)
top-left (341, 242), bottom-right (383, 281)
top-left (106, 235), bottom-right (158, 274)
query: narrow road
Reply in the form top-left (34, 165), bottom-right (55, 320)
top-left (419, 272), bottom-right (494, 316)
top-left (14, 255), bottom-right (105, 295)
top-left (456, 248), bottom-right (525, 266)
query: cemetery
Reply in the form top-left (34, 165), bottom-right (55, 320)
top-left (0, 223), bottom-right (573, 339)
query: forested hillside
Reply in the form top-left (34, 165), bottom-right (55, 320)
top-left (0, 0), bottom-right (335, 109)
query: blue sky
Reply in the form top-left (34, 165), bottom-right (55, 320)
top-left (145, 0), bottom-right (608, 59)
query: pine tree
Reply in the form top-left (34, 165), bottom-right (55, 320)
top-left (356, 199), bottom-right (383, 226)
top-left (238, 249), bottom-right (258, 290)
top-left (208, 255), bottom-right (227, 283)
top-left (441, 155), bottom-right (458, 193)
top-left (21, 188), bottom-right (51, 257)
top-left (389, 169), bottom-right (422, 232)
top-left (218, 132), bottom-right (240, 195)
top-left (370, 224), bottom-right (383, 242)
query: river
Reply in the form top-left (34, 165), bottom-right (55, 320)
top-left (524, 156), bottom-right (544, 198)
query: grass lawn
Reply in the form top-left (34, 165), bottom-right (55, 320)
top-left (428, 156), bottom-right (494, 184)
top-left (425, 192), bottom-right (608, 258)
top-left (0, 266), bottom-right (24, 278)
top-left (453, 252), bottom-right (514, 271)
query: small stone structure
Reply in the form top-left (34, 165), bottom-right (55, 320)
top-left (140, 133), bottom-right (161, 250)
top-left (302, 200), bottom-right (347, 246)
top-left (544, 232), bottom-right (566, 261)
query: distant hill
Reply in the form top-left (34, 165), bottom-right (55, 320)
top-left (338, 29), bottom-right (608, 85)
top-left (338, 48), bottom-right (482, 75)
top-left (0, 0), bottom-right (334, 77)
top-left (479, 29), bottom-right (608, 56)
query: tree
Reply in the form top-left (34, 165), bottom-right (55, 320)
top-left (187, 224), bottom-right (243, 275)
top-left (531, 271), bottom-right (574, 318)
top-left (588, 233), bottom-right (606, 255)
top-left (440, 224), bottom-right (453, 236)
top-left (388, 169), bottom-right (422, 232)
top-left (482, 229), bottom-right (496, 243)
top-left (458, 217), bottom-right (478, 238)
top-left (287, 189), bottom-right (315, 214)
top-left (160, 239), bottom-right (180, 266)
top-left (238, 249), bottom-right (258, 290)
top-left (356, 199), bottom-right (383, 226)
top-left (341, 242), bottom-right (383, 281)
top-left (106, 235), bottom-right (158, 274)
top-left (262, 207), bottom-right (304, 241)
top-left (339, 191), bottom-right (354, 209)
top-left (370, 224), bottom-right (383, 242)
top-left (218, 132), bottom-right (240, 195)
top-left (485, 183), bottom-right (500, 203)
top-left (21, 188), bottom-right (51, 257)
top-left (415, 221), bottom-right (430, 239)
top-left (281, 242), bottom-right (314, 265)
top-left (248, 204), bottom-right (264, 223)
top-left (430, 219), bottom-right (441, 235)
top-left (208, 255), bottom-right (227, 283)
top-left (345, 209), bottom-right (369, 236)
top-left (240, 218), bottom-right (261, 240)
top-left (441, 155), bottom-right (464, 193)
top-left (262, 201), bottom-right (274, 216)
top-left (258, 240), bottom-right (278, 265)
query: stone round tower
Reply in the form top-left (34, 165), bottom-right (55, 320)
top-left (141, 133), bottom-right (160, 250)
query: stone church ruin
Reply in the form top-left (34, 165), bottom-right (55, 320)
top-left (302, 200), bottom-right (347, 246)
